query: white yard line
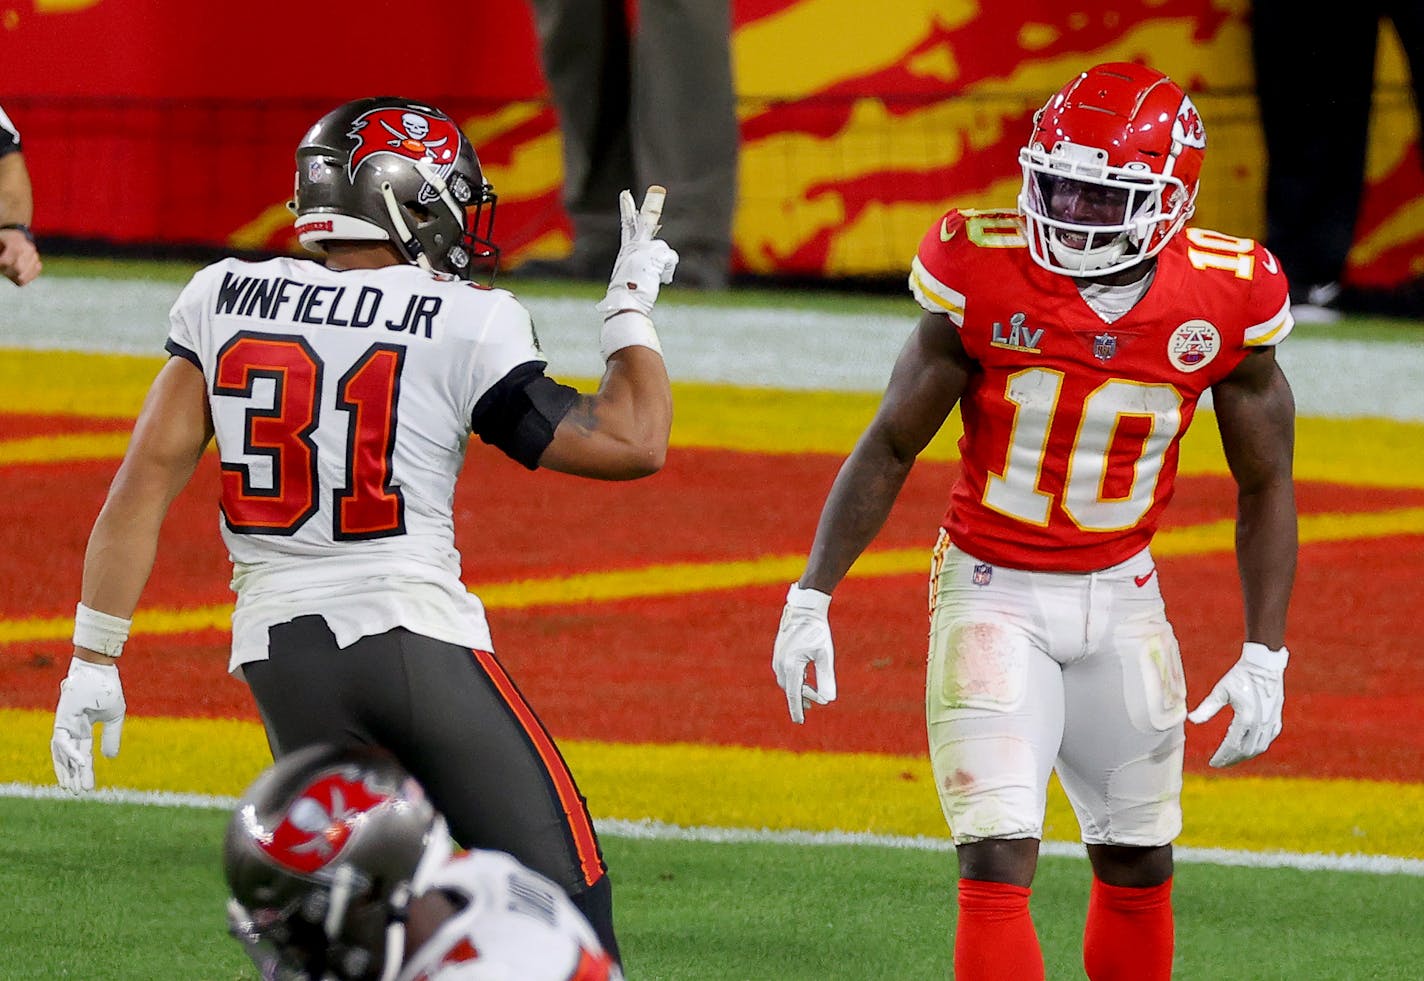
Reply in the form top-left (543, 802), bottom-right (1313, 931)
top-left (3, 275), bottom-right (1423, 419)
top-left (5, 782), bottom-right (1421, 877)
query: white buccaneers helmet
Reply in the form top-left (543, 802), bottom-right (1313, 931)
top-left (1018, 62), bottom-right (1206, 277)
top-left (291, 96), bottom-right (499, 280)
top-left (223, 744), bottom-right (454, 981)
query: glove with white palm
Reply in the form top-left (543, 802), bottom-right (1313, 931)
top-left (772, 583), bottom-right (837, 724)
top-left (1187, 642), bottom-right (1288, 767)
top-left (52, 657), bottom-right (126, 792)
top-left (596, 186), bottom-right (679, 359)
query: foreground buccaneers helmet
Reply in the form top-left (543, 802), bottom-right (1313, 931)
top-left (1018, 62), bottom-right (1206, 277)
top-left (224, 744), bottom-right (454, 981)
top-left (292, 97), bottom-right (499, 280)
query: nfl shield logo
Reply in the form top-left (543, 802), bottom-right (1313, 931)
top-left (1093, 334), bottom-right (1117, 361)
top-left (972, 562), bottom-right (993, 586)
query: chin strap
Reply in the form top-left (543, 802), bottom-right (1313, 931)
top-left (324, 864), bottom-right (358, 943)
top-left (379, 181), bottom-right (434, 272)
top-left (377, 884), bottom-right (413, 981)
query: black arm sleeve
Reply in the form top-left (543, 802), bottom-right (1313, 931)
top-left (470, 360), bottom-right (580, 470)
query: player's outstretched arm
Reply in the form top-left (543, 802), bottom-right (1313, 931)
top-left (52, 356), bottom-right (213, 791)
top-left (539, 186), bottom-right (676, 480)
top-left (772, 311), bottom-right (972, 723)
top-left (1189, 346), bottom-right (1297, 766)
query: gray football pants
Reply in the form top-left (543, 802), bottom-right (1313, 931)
top-left (242, 616), bottom-right (615, 951)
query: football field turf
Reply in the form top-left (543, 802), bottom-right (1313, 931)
top-left (2, 261), bottom-right (1422, 978)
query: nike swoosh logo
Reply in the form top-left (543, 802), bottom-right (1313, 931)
top-left (1134, 568), bottom-right (1157, 588)
top-left (940, 217), bottom-right (956, 242)
top-left (1262, 250), bottom-right (1279, 275)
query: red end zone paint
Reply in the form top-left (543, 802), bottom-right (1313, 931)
top-left (2, 442), bottom-right (1422, 782)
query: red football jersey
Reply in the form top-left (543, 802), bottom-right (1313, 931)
top-left (909, 208), bottom-right (1293, 572)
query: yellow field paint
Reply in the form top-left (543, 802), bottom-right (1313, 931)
top-left (0, 431), bottom-right (131, 466)
top-left (3, 509), bottom-right (1422, 645)
top-left (1, 708), bottom-right (1418, 859)
top-left (0, 349), bottom-right (161, 419)
top-left (4, 349), bottom-right (1424, 489)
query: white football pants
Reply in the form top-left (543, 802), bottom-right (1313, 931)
top-left (925, 533), bottom-right (1187, 847)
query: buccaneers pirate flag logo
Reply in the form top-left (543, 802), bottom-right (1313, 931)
top-left (256, 771), bottom-right (392, 875)
top-left (347, 105), bottom-right (461, 204)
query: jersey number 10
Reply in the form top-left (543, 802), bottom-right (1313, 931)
top-left (984, 368), bottom-right (1185, 532)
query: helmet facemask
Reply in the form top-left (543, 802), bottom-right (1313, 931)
top-left (1018, 140), bottom-right (1192, 277)
top-left (226, 866), bottom-right (404, 981)
top-left (378, 160), bottom-right (500, 283)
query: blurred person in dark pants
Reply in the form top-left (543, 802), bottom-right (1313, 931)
top-left (523, 0), bottom-right (738, 289)
top-left (1252, 1), bottom-right (1424, 321)
top-left (0, 103), bottom-right (42, 287)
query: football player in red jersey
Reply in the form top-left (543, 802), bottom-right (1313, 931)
top-left (773, 63), bottom-right (1296, 980)
top-left (49, 97), bottom-right (679, 967)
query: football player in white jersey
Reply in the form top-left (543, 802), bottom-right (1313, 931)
top-left (772, 64), bottom-right (1297, 979)
top-left (224, 744), bottom-right (623, 981)
top-left (51, 96), bottom-right (680, 965)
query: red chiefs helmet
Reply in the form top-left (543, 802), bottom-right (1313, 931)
top-left (1018, 62), bottom-right (1206, 277)
top-left (223, 744), bottom-right (454, 981)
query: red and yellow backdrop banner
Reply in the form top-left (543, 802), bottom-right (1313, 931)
top-left (3, 0), bottom-right (1420, 285)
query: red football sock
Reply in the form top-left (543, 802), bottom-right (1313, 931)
top-left (954, 878), bottom-right (1044, 981)
top-left (1083, 876), bottom-right (1174, 981)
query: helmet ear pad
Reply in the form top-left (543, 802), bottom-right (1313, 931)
top-left (291, 97), bottom-right (500, 280)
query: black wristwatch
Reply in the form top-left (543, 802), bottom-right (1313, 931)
top-left (0, 223), bottom-right (34, 243)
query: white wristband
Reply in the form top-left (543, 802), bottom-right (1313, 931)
top-left (1241, 641), bottom-right (1289, 671)
top-left (786, 582), bottom-right (832, 615)
top-left (73, 602), bottom-right (131, 658)
top-left (600, 310), bottom-right (663, 361)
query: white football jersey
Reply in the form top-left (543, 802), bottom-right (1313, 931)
top-left (167, 257), bottom-right (547, 671)
top-left (399, 849), bottom-right (622, 981)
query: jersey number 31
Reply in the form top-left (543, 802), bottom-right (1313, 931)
top-left (214, 333), bottom-right (407, 540)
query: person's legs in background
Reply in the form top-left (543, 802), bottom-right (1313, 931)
top-left (1251, 1), bottom-right (1378, 322)
top-left (632, 0), bottom-right (739, 289)
top-left (527, 0), bottom-right (633, 278)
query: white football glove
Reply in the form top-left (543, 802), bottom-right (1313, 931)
top-left (772, 583), bottom-right (837, 724)
top-left (595, 185), bottom-right (679, 321)
top-left (1187, 642), bottom-right (1288, 768)
top-left (52, 657), bottom-right (126, 792)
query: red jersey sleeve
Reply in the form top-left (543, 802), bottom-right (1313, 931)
top-left (1241, 240), bottom-right (1294, 350)
top-left (909, 208), bottom-right (1029, 324)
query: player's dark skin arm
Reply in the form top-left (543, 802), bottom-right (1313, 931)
top-left (799, 311), bottom-right (973, 592)
top-left (1212, 346), bottom-right (1297, 650)
top-left (402, 889), bottom-right (461, 962)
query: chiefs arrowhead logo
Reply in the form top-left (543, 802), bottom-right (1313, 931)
top-left (1172, 95), bottom-right (1206, 149)
top-left (256, 772), bottom-right (392, 875)
top-left (347, 105), bottom-right (462, 204)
